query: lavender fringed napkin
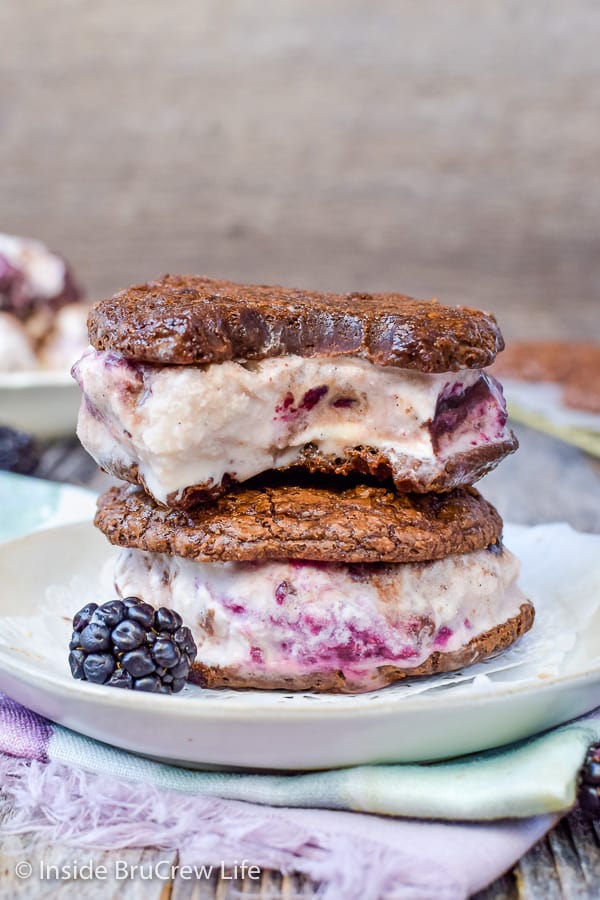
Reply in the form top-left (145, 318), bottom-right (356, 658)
top-left (2, 694), bottom-right (600, 900)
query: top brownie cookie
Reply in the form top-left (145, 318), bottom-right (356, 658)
top-left (88, 274), bottom-right (504, 372)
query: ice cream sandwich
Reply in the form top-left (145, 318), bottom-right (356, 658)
top-left (74, 275), bottom-right (517, 507)
top-left (96, 478), bottom-right (533, 693)
top-left (73, 275), bottom-right (532, 695)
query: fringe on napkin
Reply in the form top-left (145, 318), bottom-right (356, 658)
top-left (0, 754), bottom-right (463, 900)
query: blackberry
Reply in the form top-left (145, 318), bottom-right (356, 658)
top-left (578, 745), bottom-right (600, 818)
top-left (69, 596), bottom-right (197, 694)
top-left (0, 426), bottom-right (39, 475)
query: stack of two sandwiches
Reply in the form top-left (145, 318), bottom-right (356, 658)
top-left (73, 275), bottom-right (533, 693)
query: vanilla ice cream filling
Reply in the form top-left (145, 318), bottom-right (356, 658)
top-left (113, 545), bottom-right (525, 680)
top-left (73, 350), bottom-right (512, 504)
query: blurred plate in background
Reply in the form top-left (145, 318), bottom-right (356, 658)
top-left (0, 371), bottom-right (80, 438)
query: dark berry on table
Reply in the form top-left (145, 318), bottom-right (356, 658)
top-left (83, 653), bottom-right (116, 684)
top-left (79, 622), bottom-right (111, 652)
top-left (73, 603), bottom-right (98, 631)
top-left (126, 600), bottom-right (154, 629)
top-left (579, 745), bottom-right (600, 818)
top-left (111, 619), bottom-right (146, 651)
top-left (152, 638), bottom-right (181, 668)
top-left (580, 784), bottom-right (600, 817)
top-left (69, 630), bottom-right (81, 651)
top-left (69, 597), bottom-right (197, 693)
top-left (154, 608), bottom-right (183, 633)
top-left (91, 600), bottom-right (125, 628)
top-left (174, 626), bottom-right (197, 659)
top-left (170, 658), bottom-right (192, 679)
top-left (134, 674), bottom-right (163, 692)
top-left (121, 647), bottom-right (156, 678)
top-left (105, 668), bottom-right (133, 690)
top-left (68, 649), bottom-right (86, 679)
top-left (0, 426), bottom-right (40, 475)
top-left (585, 759), bottom-right (600, 785)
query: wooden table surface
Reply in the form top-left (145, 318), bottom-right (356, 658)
top-left (1, 422), bottom-right (599, 900)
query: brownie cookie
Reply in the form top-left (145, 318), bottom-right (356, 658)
top-left (188, 603), bottom-right (534, 693)
top-left (95, 481), bottom-right (503, 563)
top-left (270, 437), bottom-right (518, 500)
top-left (99, 438), bottom-right (517, 509)
top-left (88, 274), bottom-right (505, 372)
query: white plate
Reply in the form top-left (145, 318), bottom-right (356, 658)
top-left (0, 521), bottom-right (599, 771)
top-left (0, 370), bottom-right (80, 437)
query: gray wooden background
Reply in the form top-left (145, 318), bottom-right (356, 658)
top-left (1, 0), bottom-right (598, 340)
